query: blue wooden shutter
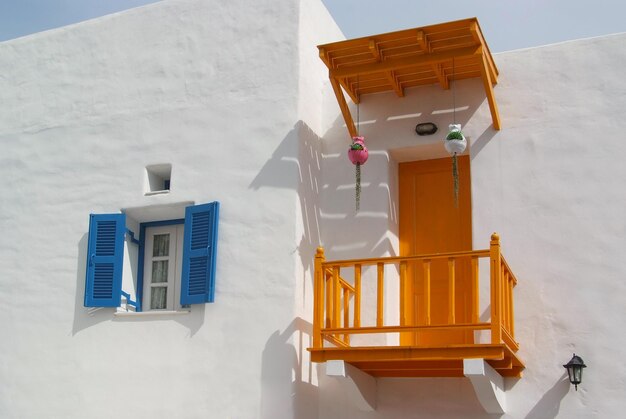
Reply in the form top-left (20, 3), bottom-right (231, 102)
top-left (84, 213), bottom-right (126, 307)
top-left (181, 202), bottom-right (220, 304)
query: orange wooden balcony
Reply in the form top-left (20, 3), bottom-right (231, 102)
top-left (308, 234), bottom-right (524, 378)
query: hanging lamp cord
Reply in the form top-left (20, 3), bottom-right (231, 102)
top-left (356, 75), bottom-right (360, 136)
top-left (452, 57), bottom-right (456, 124)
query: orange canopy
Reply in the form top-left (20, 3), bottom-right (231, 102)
top-left (318, 18), bottom-right (501, 136)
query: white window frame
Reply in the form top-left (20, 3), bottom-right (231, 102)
top-left (142, 225), bottom-right (184, 312)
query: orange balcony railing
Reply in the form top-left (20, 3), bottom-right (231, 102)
top-left (309, 233), bottom-right (524, 378)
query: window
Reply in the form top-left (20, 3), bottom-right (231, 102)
top-left (84, 202), bottom-right (219, 311)
top-left (144, 225), bottom-right (184, 311)
top-left (145, 164), bottom-right (172, 195)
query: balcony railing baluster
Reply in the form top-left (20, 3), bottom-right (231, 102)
top-left (325, 270), bottom-right (333, 331)
top-left (354, 264), bottom-right (361, 328)
top-left (399, 261), bottom-right (407, 326)
top-left (423, 260), bottom-right (431, 326)
top-left (448, 258), bottom-right (456, 324)
top-left (471, 256), bottom-right (479, 323)
top-left (332, 266), bottom-right (340, 331)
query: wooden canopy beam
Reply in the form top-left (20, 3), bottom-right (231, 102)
top-left (478, 47), bottom-right (501, 130)
top-left (330, 76), bottom-right (358, 138)
top-left (369, 39), bottom-right (404, 97)
top-left (322, 47), bottom-right (360, 103)
top-left (330, 45), bottom-right (481, 79)
top-left (470, 22), bottom-right (498, 83)
top-left (310, 344), bottom-right (507, 363)
top-left (417, 31), bottom-right (450, 90)
top-left (319, 19), bottom-right (477, 51)
top-left (318, 47), bottom-right (331, 68)
top-left (338, 77), bottom-right (360, 104)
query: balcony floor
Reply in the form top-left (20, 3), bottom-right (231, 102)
top-left (308, 343), bottom-right (524, 378)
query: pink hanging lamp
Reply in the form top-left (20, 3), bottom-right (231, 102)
top-left (347, 78), bottom-right (368, 211)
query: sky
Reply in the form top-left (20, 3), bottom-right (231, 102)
top-left (0, 0), bottom-right (625, 52)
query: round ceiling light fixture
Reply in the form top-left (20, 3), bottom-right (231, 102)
top-left (415, 122), bottom-right (438, 136)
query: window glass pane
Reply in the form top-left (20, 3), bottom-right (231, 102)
top-left (150, 287), bottom-right (167, 309)
top-left (152, 260), bottom-right (169, 283)
top-left (153, 234), bottom-right (170, 257)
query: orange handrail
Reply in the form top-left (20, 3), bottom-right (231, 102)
top-left (311, 233), bottom-right (519, 354)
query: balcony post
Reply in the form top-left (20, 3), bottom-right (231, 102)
top-left (354, 264), bottom-right (362, 328)
top-left (490, 233), bottom-right (502, 344)
top-left (399, 261), bottom-right (407, 326)
top-left (313, 247), bottom-right (325, 349)
top-left (376, 263), bottom-right (384, 327)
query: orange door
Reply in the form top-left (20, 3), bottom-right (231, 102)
top-left (399, 157), bottom-right (473, 345)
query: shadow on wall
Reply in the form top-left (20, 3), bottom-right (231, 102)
top-left (318, 372), bottom-right (491, 419)
top-left (72, 233), bottom-right (205, 336)
top-left (470, 124), bottom-right (498, 158)
top-left (318, 79), bottom-right (494, 261)
top-left (248, 82), bottom-right (501, 414)
top-left (316, 147), bottom-right (398, 260)
top-left (248, 80), bottom-right (499, 262)
top-left (525, 374), bottom-right (570, 419)
top-left (323, 80), bottom-right (492, 156)
top-left (296, 123), bottom-right (323, 283)
top-left (250, 122), bottom-right (322, 418)
top-left (250, 121), bottom-right (324, 301)
top-left (72, 234), bottom-right (112, 335)
top-left (260, 317), bottom-right (317, 419)
top-left (112, 304), bottom-right (206, 337)
top-left (249, 117), bottom-right (401, 262)
top-left (249, 123), bottom-right (322, 419)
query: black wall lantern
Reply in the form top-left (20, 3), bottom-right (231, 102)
top-left (563, 354), bottom-right (586, 390)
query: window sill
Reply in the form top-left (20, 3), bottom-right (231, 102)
top-left (114, 310), bottom-right (190, 317)
top-left (144, 190), bottom-right (170, 196)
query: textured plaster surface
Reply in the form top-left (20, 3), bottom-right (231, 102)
top-left (317, 33), bottom-right (626, 418)
top-left (1, 0), bottom-right (626, 417)
top-left (0, 0), bottom-right (338, 417)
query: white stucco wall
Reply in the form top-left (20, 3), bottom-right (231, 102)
top-left (316, 33), bottom-right (626, 418)
top-left (2, 0), bottom-right (625, 416)
top-left (0, 0), bottom-right (338, 417)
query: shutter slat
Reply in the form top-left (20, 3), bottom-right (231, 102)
top-left (95, 221), bottom-right (117, 256)
top-left (188, 257), bottom-right (208, 295)
top-left (84, 214), bottom-right (125, 307)
top-left (181, 202), bottom-right (219, 304)
top-left (190, 212), bottom-right (210, 249)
